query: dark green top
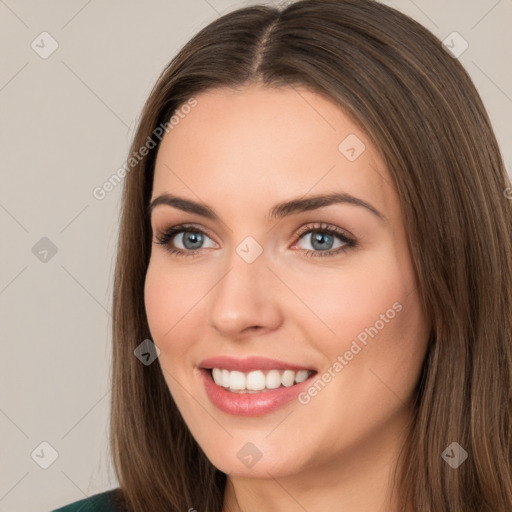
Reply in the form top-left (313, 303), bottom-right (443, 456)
top-left (51, 489), bottom-right (123, 511)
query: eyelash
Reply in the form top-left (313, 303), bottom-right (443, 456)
top-left (154, 222), bottom-right (357, 259)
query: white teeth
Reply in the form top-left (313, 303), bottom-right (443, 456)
top-left (246, 370), bottom-right (266, 391)
top-left (229, 371), bottom-right (246, 390)
top-left (281, 370), bottom-right (295, 387)
top-left (266, 369), bottom-right (282, 389)
top-left (221, 369), bottom-right (230, 388)
top-left (210, 367), bottom-right (314, 392)
top-left (212, 368), bottom-right (222, 384)
top-left (295, 370), bottom-right (309, 383)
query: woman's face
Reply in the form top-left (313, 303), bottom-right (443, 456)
top-left (144, 84), bottom-right (430, 480)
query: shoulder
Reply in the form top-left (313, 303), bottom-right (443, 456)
top-left (50, 488), bottom-right (123, 512)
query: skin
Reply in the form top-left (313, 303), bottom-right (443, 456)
top-left (144, 83), bottom-right (431, 512)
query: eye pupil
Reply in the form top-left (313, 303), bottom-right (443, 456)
top-left (183, 231), bottom-right (203, 249)
top-left (311, 232), bottom-right (333, 251)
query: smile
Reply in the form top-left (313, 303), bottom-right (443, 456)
top-left (210, 368), bottom-right (314, 393)
top-left (199, 368), bottom-right (318, 416)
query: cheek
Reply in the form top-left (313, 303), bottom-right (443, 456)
top-left (144, 259), bottom-right (198, 360)
top-left (294, 260), bottom-right (427, 442)
top-left (296, 249), bottom-right (413, 343)
top-left (301, 247), bottom-right (427, 389)
top-left (144, 260), bottom-right (171, 340)
top-left (314, 252), bottom-right (427, 401)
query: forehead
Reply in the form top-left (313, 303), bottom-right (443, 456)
top-left (152, 84), bottom-right (394, 221)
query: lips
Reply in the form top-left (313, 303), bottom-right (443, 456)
top-left (198, 355), bottom-right (316, 373)
top-left (198, 355), bottom-right (318, 416)
top-left (200, 367), bottom-right (317, 416)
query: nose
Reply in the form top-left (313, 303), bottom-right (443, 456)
top-left (207, 252), bottom-right (283, 338)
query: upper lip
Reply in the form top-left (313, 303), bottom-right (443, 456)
top-left (199, 356), bottom-right (316, 373)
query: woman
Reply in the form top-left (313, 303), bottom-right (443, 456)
top-left (52, 0), bottom-right (512, 510)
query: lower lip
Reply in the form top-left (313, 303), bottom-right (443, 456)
top-left (199, 368), bottom-right (317, 417)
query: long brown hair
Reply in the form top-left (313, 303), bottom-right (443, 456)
top-left (109, 1), bottom-right (512, 510)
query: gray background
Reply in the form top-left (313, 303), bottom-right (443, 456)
top-left (0, 1), bottom-right (510, 511)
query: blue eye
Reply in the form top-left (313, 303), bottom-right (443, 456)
top-left (154, 222), bottom-right (356, 258)
top-left (165, 229), bottom-right (216, 252)
top-left (293, 225), bottom-right (355, 256)
top-left (154, 226), bottom-right (215, 258)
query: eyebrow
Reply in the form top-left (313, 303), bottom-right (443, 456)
top-left (148, 192), bottom-right (386, 223)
